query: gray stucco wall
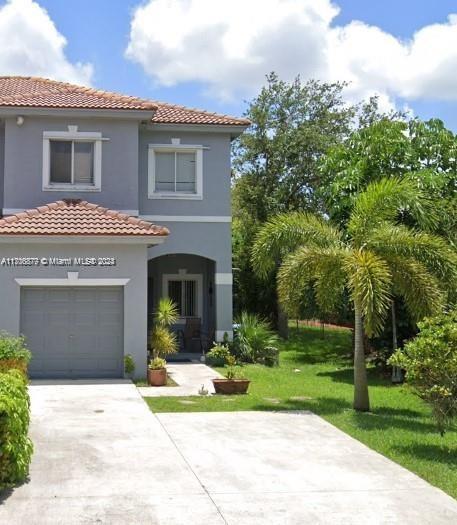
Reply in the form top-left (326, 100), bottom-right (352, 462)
top-left (148, 222), bottom-right (232, 272)
top-left (138, 130), bottom-right (232, 217)
top-left (0, 242), bottom-right (148, 378)
top-left (3, 116), bottom-right (139, 211)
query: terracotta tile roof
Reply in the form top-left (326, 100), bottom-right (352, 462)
top-left (0, 199), bottom-right (169, 237)
top-left (0, 76), bottom-right (250, 126)
top-left (0, 76), bottom-right (157, 111)
top-left (151, 101), bottom-right (251, 126)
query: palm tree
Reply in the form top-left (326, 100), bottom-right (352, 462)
top-left (251, 178), bottom-right (457, 411)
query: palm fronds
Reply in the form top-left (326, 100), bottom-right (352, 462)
top-left (344, 249), bottom-right (392, 337)
top-left (348, 177), bottom-right (437, 240)
top-left (277, 247), bottom-right (347, 316)
top-left (368, 224), bottom-right (457, 284)
top-left (384, 255), bottom-right (444, 321)
top-left (251, 212), bottom-right (343, 277)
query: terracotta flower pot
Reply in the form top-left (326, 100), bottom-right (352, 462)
top-left (147, 367), bottom-right (167, 386)
top-left (212, 379), bottom-right (250, 395)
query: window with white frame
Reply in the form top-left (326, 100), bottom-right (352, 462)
top-left (163, 273), bottom-right (203, 319)
top-left (148, 144), bottom-right (203, 199)
top-left (43, 128), bottom-right (103, 191)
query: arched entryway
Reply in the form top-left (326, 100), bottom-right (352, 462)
top-left (148, 253), bottom-right (218, 357)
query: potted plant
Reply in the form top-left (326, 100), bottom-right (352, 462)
top-left (147, 298), bottom-right (178, 386)
top-left (124, 354), bottom-right (135, 379)
top-left (212, 356), bottom-right (250, 394)
top-left (148, 357), bottom-right (167, 386)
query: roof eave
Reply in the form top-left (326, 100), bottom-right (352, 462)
top-left (145, 122), bottom-right (250, 139)
top-left (0, 107), bottom-right (156, 121)
top-left (0, 235), bottom-right (167, 245)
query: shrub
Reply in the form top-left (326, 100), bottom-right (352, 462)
top-left (0, 332), bottom-right (31, 375)
top-left (234, 312), bottom-right (278, 363)
top-left (389, 310), bottom-right (457, 436)
top-left (258, 346), bottom-right (279, 367)
top-left (124, 354), bottom-right (135, 376)
top-left (206, 343), bottom-right (231, 366)
top-left (0, 369), bottom-right (33, 490)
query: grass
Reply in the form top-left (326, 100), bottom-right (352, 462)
top-left (145, 325), bottom-right (457, 500)
top-left (133, 375), bottom-right (178, 387)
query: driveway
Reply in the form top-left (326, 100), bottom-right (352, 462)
top-left (0, 382), bottom-right (456, 525)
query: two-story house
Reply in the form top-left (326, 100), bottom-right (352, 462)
top-left (0, 76), bottom-right (249, 379)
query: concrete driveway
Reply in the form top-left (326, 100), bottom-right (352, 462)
top-left (1, 382), bottom-right (456, 525)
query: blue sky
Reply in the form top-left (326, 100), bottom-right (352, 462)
top-left (5, 0), bottom-right (457, 129)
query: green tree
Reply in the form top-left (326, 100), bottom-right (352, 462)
top-left (233, 73), bottom-right (356, 220)
top-left (320, 118), bottom-right (457, 372)
top-left (320, 118), bottom-right (457, 234)
top-left (252, 178), bottom-right (457, 411)
top-left (232, 73), bottom-right (357, 324)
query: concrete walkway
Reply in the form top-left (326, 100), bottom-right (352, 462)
top-left (1, 382), bottom-right (456, 524)
top-left (138, 362), bottom-right (222, 397)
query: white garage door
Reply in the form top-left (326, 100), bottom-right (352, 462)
top-left (21, 287), bottom-right (124, 379)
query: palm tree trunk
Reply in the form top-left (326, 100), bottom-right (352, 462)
top-left (277, 304), bottom-right (289, 340)
top-left (353, 302), bottom-right (370, 411)
top-left (390, 300), bottom-right (403, 383)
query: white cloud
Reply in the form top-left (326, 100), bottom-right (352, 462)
top-left (0, 0), bottom-right (92, 85)
top-left (125, 0), bottom-right (457, 108)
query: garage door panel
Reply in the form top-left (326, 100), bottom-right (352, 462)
top-left (73, 313), bottom-right (98, 329)
top-left (48, 288), bottom-right (73, 303)
top-left (43, 358), bottom-right (74, 372)
top-left (21, 310), bottom-right (44, 327)
top-left (22, 288), bottom-right (46, 303)
top-left (96, 358), bottom-right (121, 373)
top-left (21, 287), bottom-right (124, 379)
top-left (98, 288), bottom-right (122, 300)
top-left (43, 334), bottom-right (70, 355)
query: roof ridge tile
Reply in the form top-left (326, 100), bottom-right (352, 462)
top-left (0, 199), bottom-right (168, 237)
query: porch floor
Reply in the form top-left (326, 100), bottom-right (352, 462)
top-left (138, 363), bottom-right (223, 397)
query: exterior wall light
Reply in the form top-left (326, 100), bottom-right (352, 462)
top-left (16, 116), bottom-right (24, 126)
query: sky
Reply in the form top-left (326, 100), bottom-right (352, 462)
top-left (2, 0), bottom-right (457, 128)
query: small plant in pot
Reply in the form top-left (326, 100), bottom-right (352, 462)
top-left (148, 357), bottom-right (167, 386)
top-left (147, 298), bottom-right (178, 387)
top-left (212, 356), bottom-right (250, 394)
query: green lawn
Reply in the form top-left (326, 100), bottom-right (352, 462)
top-left (145, 325), bottom-right (457, 499)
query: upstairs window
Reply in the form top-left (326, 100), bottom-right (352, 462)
top-left (50, 141), bottom-right (94, 185)
top-left (43, 128), bottom-right (103, 191)
top-left (148, 144), bottom-right (203, 199)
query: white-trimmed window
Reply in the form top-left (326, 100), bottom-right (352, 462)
top-left (43, 127), bottom-right (103, 191)
top-left (163, 272), bottom-right (203, 319)
top-left (148, 144), bottom-right (203, 199)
